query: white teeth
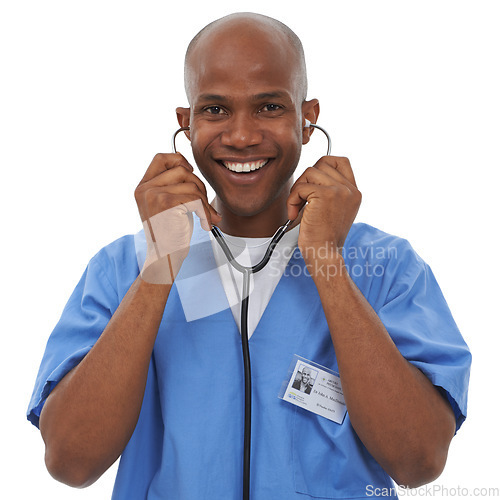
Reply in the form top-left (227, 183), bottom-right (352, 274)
top-left (222, 159), bottom-right (268, 173)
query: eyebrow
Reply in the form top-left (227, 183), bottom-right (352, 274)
top-left (197, 94), bottom-right (228, 103)
top-left (252, 91), bottom-right (291, 101)
top-left (196, 91), bottom-right (292, 103)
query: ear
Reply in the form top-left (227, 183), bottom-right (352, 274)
top-left (301, 99), bottom-right (320, 145)
top-left (176, 107), bottom-right (191, 141)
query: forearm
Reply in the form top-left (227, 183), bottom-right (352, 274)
top-left (310, 254), bottom-right (456, 487)
top-left (39, 276), bottom-right (171, 487)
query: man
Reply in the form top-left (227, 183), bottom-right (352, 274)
top-left (292, 367), bottom-right (313, 394)
top-left (28, 12), bottom-right (471, 499)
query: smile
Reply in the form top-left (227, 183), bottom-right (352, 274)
top-left (221, 159), bottom-right (269, 173)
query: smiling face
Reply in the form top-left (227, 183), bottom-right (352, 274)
top-left (178, 15), bottom-right (319, 235)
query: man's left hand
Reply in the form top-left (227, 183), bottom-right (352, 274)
top-left (287, 156), bottom-right (361, 264)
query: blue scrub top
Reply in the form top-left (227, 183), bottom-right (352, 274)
top-left (27, 221), bottom-right (471, 499)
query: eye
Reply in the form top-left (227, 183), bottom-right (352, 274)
top-left (261, 103), bottom-right (282, 113)
top-left (204, 106), bottom-right (226, 115)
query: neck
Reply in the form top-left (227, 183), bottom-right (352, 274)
top-left (212, 190), bottom-right (292, 238)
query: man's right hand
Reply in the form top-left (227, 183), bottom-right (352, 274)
top-left (134, 153), bottom-right (221, 283)
top-left (40, 153), bottom-right (221, 488)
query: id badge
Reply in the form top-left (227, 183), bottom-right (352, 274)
top-left (278, 355), bottom-right (347, 425)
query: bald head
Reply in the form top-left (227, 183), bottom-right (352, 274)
top-left (184, 13), bottom-right (308, 104)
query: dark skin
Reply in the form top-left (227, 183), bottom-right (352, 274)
top-left (39, 14), bottom-right (456, 489)
top-left (178, 21), bottom-right (314, 238)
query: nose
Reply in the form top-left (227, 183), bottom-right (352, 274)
top-left (220, 115), bottom-right (263, 150)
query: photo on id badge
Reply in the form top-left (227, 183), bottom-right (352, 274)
top-left (292, 364), bottom-right (318, 394)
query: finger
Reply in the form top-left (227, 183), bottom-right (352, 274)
top-left (141, 184), bottom-right (220, 228)
top-left (155, 183), bottom-right (221, 228)
top-left (144, 167), bottom-right (209, 200)
top-left (294, 166), bottom-right (354, 191)
top-left (287, 182), bottom-right (355, 222)
top-left (154, 196), bottom-right (212, 232)
top-left (139, 153), bottom-right (194, 184)
top-left (136, 167), bottom-right (216, 223)
top-left (169, 181), bottom-right (221, 225)
top-left (314, 156), bottom-right (357, 188)
top-left (182, 199), bottom-right (215, 231)
top-left (286, 181), bottom-right (317, 221)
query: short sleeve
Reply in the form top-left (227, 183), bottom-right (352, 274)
top-left (27, 253), bottom-right (120, 428)
top-left (344, 224), bottom-right (472, 432)
top-left (375, 241), bottom-right (472, 431)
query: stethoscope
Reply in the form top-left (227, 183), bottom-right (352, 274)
top-left (172, 119), bottom-right (331, 500)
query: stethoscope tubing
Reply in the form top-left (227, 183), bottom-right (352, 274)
top-left (211, 219), bottom-right (291, 500)
top-left (171, 121), bottom-right (331, 500)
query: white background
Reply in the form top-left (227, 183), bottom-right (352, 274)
top-left (2, 1), bottom-right (498, 498)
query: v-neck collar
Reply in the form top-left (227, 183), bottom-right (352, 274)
top-left (174, 217), bottom-right (318, 342)
top-left (136, 216), bottom-right (318, 338)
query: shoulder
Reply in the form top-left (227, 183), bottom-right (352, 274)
top-left (87, 232), bottom-right (142, 297)
top-left (345, 222), bottom-right (416, 256)
top-left (90, 233), bottom-right (139, 272)
top-left (343, 222), bottom-right (423, 270)
top-left (342, 223), bottom-right (429, 308)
